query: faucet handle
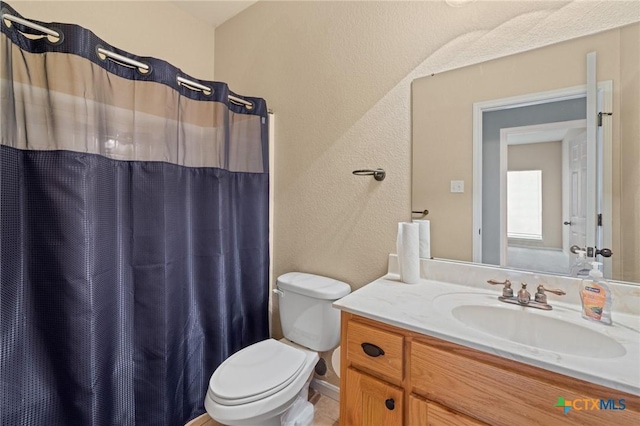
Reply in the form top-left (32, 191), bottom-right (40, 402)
top-left (487, 279), bottom-right (511, 286)
top-left (537, 285), bottom-right (566, 296)
top-left (487, 279), bottom-right (513, 298)
top-left (534, 285), bottom-right (566, 304)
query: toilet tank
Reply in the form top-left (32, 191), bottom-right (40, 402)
top-left (276, 272), bottom-right (351, 352)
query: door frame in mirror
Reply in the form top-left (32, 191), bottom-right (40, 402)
top-left (498, 118), bottom-right (587, 267)
top-left (471, 82), bottom-right (613, 275)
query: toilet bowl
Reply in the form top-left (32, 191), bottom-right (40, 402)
top-left (204, 339), bottom-right (318, 426)
top-left (205, 273), bottom-right (351, 426)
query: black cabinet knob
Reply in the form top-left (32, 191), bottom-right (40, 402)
top-left (385, 398), bottom-right (395, 410)
top-left (361, 342), bottom-right (385, 357)
top-left (563, 221), bottom-right (572, 226)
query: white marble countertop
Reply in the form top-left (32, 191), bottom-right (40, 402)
top-left (333, 273), bottom-right (640, 396)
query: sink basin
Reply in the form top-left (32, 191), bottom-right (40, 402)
top-left (436, 293), bottom-right (626, 359)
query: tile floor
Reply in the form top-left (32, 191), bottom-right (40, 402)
top-left (185, 389), bottom-right (339, 426)
top-left (308, 388), bottom-right (340, 426)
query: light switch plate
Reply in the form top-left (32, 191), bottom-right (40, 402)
top-left (450, 180), bottom-right (464, 193)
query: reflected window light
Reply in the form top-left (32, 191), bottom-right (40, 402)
top-left (508, 170), bottom-right (543, 241)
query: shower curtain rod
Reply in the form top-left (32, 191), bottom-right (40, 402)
top-left (1, 12), bottom-right (255, 109)
top-left (1, 12), bottom-right (59, 37)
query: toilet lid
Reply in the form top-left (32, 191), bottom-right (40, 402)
top-left (209, 339), bottom-right (307, 406)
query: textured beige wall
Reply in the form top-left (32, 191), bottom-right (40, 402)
top-left (215, 0), bottom-right (638, 291)
top-left (214, 1), bottom-right (639, 384)
top-left (508, 142), bottom-right (563, 249)
top-left (7, 1), bottom-right (216, 79)
top-left (620, 23), bottom-right (640, 283)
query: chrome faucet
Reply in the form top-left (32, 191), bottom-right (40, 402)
top-left (487, 280), bottom-right (565, 310)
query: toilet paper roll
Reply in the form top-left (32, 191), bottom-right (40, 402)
top-left (331, 346), bottom-right (341, 378)
top-left (396, 222), bottom-right (420, 284)
top-left (413, 219), bottom-right (431, 259)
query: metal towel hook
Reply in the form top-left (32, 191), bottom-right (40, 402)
top-left (352, 168), bottom-right (386, 181)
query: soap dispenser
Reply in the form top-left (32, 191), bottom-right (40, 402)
top-left (579, 262), bottom-right (612, 325)
top-left (570, 250), bottom-right (591, 277)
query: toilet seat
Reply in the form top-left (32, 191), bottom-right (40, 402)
top-left (209, 339), bottom-right (307, 406)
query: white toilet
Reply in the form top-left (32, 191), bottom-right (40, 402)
top-left (204, 272), bottom-right (351, 426)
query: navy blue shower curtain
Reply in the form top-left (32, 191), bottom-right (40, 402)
top-left (0, 3), bottom-right (269, 425)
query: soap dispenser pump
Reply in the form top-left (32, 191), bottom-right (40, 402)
top-left (579, 262), bottom-right (612, 325)
top-left (570, 249), bottom-right (591, 277)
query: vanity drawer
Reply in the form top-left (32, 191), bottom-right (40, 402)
top-left (410, 339), bottom-right (639, 426)
top-left (346, 319), bottom-right (404, 383)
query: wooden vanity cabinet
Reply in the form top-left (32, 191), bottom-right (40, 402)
top-left (340, 312), bottom-right (640, 426)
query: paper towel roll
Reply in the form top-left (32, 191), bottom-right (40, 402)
top-left (413, 219), bottom-right (431, 259)
top-left (396, 222), bottom-right (420, 284)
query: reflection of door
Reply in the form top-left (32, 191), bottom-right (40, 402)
top-left (479, 99), bottom-right (587, 267)
top-left (567, 130), bottom-right (588, 253)
top-left (499, 120), bottom-right (585, 275)
top-left (471, 52), bottom-right (613, 276)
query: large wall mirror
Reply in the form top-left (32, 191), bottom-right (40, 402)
top-left (412, 22), bottom-right (639, 284)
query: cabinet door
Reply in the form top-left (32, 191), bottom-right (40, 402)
top-left (409, 395), bottom-right (485, 426)
top-left (343, 367), bottom-right (403, 426)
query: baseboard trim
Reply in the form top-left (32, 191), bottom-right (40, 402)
top-left (310, 378), bottom-right (340, 402)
